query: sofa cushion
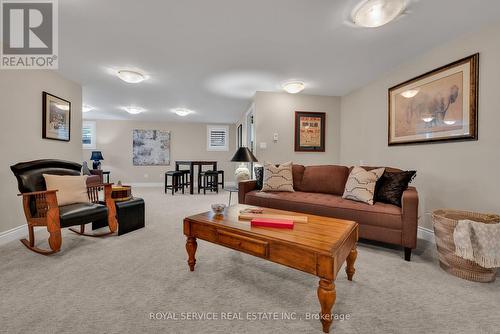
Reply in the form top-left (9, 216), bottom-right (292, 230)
top-left (296, 165), bottom-right (349, 195)
top-left (292, 164), bottom-right (306, 190)
top-left (342, 167), bottom-right (384, 205)
top-left (254, 166), bottom-right (264, 190)
top-left (245, 190), bottom-right (402, 230)
top-left (59, 202), bottom-right (108, 228)
top-left (375, 170), bottom-right (416, 207)
top-left (261, 162), bottom-right (294, 192)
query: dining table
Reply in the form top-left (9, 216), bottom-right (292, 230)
top-left (175, 160), bottom-right (218, 194)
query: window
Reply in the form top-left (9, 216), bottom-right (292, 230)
top-left (82, 121), bottom-right (96, 149)
top-left (207, 125), bottom-right (229, 151)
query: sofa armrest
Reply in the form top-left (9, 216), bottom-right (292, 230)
top-left (238, 180), bottom-right (257, 204)
top-left (401, 186), bottom-right (419, 249)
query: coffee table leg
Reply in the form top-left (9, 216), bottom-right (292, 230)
top-left (346, 246), bottom-right (357, 281)
top-left (186, 237), bottom-right (197, 271)
top-left (317, 279), bottom-right (336, 333)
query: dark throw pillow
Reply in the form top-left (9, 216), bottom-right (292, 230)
top-left (375, 171), bottom-right (416, 207)
top-left (254, 166), bottom-right (264, 190)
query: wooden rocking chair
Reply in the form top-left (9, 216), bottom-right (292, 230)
top-left (11, 159), bottom-right (118, 255)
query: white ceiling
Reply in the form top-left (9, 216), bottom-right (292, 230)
top-left (58, 0), bottom-right (500, 123)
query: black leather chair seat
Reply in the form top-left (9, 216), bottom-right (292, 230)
top-left (59, 203), bottom-right (108, 228)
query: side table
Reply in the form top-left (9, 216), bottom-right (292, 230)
top-left (226, 186), bottom-right (239, 206)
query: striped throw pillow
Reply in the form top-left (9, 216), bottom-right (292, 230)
top-left (261, 162), bottom-right (294, 192)
top-left (342, 167), bottom-right (385, 205)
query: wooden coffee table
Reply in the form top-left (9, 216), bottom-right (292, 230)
top-left (183, 204), bottom-right (358, 333)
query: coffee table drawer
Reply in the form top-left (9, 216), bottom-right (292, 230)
top-left (217, 230), bottom-right (268, 257)
top-left (190, 223), bottom-right (217, 242)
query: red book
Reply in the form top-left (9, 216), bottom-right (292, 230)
top-left (251, 218), bottom-right (294, 229)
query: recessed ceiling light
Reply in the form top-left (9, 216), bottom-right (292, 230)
top-left (444, 120), bottom-right (456, 125)
top-left (171, 108), bottom-right (194, 117)
top-left (352, 0), bottom-right (406, 28)
top-left (422, 117), bottom-right (434, 123)
top-left (282, 81), bottom-right (305, 94)
top-left (117, 70), bottom-right (146, 83)
top-left (121, 106), bottom-right (146, 115)
top-left (401, 89), bottom-right (419, 98)
top-left (82, 105), bottom-right (95, 113)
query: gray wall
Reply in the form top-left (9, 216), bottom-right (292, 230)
top-left (83, 119), bottom-right (236, 184)
top-left (1, 71), bottom-right (82, 233)
top-left (253, 91), bottom-right (341, 165)
top-left (340, 21), bottom-right (500, 229)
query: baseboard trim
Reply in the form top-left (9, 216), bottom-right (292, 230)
top-left (418, 226), bottom-right (435, 243)
top-left (128, 182), bottom-right (163, 187)
top-left (0, 224), bottom-right (26, 246)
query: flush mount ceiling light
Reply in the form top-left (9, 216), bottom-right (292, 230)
top-left (117, 70), bottom-right (146, 83)
top-left (352, 0), bottom-right (406, 28)
top-left (82, 105), bottom-right (95, 113)
top-left (282, 81), bottom-right (305, 94)
top-left (121, 106), bottom-right (146, 115)
top-left (171, 108), bottom-right (194, 117)
top-left (401, 89), bottom-right (419, 98)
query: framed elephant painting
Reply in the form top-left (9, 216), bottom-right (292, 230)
top-left (388, 54), bottom-right (478, 145)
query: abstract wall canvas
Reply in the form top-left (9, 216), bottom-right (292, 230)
top-left (133, 130), bottom-right (170, 166)
top-left (388, 54), bottom-right (478, 145)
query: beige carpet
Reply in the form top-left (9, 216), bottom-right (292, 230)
top-left (0, 187), bottom-right (499, 334)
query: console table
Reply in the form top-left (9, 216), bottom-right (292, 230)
top-left (175, 161), bottom-right (217, 194)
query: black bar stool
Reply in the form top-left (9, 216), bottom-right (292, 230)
top-left (179, 170), bottom-right (190, 188)
top-left (165, 171), bottom-right (184, 195)
top-left (198, 171), bottom-right (219, 194)
top-left (215, 170), bottom-right (224, 189)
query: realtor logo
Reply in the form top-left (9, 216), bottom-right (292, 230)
top-left (1, 0), bottom-right (58, 69)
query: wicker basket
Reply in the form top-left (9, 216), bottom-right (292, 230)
top-left (432, 209), bottom-right (499, 283)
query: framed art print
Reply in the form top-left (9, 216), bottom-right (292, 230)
top-left (42, 91), bottom-right (71, 141)
top-left (294, 111), bottom-right (326, 152)
top-left (388, 54), bottom-right (479, 145)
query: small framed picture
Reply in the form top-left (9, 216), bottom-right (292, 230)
top-left (294, 111), bottom-right (326, 152)
top-left (42, 91), bottom-right (71, 142)
top-left (388, 54), bottom-right (479, 145)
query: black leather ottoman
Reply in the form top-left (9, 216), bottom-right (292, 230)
top-left (93, 197), bottom-right (145, 235)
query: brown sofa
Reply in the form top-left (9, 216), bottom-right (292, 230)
top-left (239, 165), bottom-right (418, 261)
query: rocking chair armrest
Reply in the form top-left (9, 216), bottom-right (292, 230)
top-left (18, 189), bottom-right (59, 220)
top-left (17, 189), bottom-right (58, 197)
top-left (86, 183), bottom-right (113, 190)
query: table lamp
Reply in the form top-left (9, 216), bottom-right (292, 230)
top-left (90, 151), bottom-right (104, 170)
top-left (230, 147), bottom-right (258, 184)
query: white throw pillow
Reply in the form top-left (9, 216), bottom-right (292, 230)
top-left (43, 174), bottom-right (89, 206)
top-left (342, 167), bottom-right (385, 205)
top-left (261, 162), bottom-right (295, 192)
